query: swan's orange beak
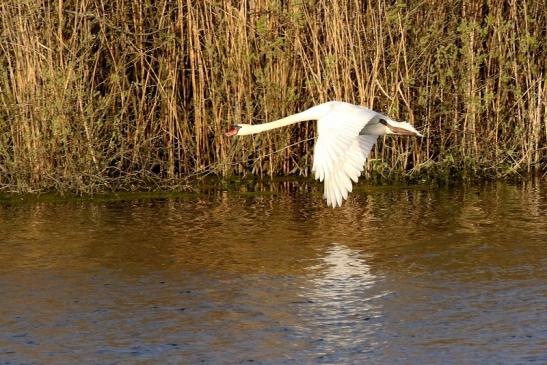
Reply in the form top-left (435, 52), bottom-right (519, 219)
top-left (225, 125), bottom-right (240, 137)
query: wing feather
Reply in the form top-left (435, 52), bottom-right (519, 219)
top-left (323, 135), bottom-right (377, 207)
top-left (312, 105), bottom-right (379, 207)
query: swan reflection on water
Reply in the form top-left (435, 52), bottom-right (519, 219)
top-left (299, 243), bottom-right (390, 357)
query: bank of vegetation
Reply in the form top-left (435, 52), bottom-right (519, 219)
top-left (0, 0), bottom-right (545, 193)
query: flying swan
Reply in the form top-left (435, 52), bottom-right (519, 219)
top-left (225, 101), bottom-right (422, 208)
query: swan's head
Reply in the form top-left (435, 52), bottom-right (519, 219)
top-left (225, 124), bottom-right (255, 137)
top-left (225, 124), bottom-right (241, 137)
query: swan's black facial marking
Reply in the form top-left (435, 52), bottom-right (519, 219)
top-left (225, 125), bottom-right (241, 137)
top-left (379, 119), bottom-right (388, 126)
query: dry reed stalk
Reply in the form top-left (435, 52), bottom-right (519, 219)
top-left (0, 0), bottom-right (545, 193)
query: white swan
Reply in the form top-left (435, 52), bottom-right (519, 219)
top-left (225, 101), bottom-right (422, 207)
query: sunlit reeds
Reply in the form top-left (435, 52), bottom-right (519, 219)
top-left (0, 0), bottom-right (545, 193)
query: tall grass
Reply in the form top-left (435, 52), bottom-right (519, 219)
top-left (0, 0), bottom-right (545, 193)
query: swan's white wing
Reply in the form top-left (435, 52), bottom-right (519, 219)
top-left (312, 105), bottom-right (379, 207)
top-left (319, 135), bottom-right (378, 207)
top-left (357, 134), bottom-right (378, 168)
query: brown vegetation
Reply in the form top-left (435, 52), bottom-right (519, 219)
top-left (0, 0), bottom-right (545, 193)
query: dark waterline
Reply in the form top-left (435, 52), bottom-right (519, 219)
top-left (1, 181), bottom-right (546, 364)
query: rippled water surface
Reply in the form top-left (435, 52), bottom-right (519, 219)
top-left (1, 181), bottom-right (546, 364)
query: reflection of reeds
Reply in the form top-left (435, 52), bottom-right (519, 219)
top-left (3, 180), bottom-right (545, 275)
top-left (0, 1), bottom-right (545, 192)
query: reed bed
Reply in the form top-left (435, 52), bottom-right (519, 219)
top-left (0, 0), bottom-right (545, 193)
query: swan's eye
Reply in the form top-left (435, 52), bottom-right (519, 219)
top-left (379, 119), bottom-right (388, 126)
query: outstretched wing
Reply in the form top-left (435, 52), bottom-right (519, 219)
top-left (316, 135), bottom-right (378, 207)
top-left (312, 106), bottom-right (379, 207)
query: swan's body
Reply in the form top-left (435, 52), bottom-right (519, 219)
top-left (226, 101), bottom-right (422, 207)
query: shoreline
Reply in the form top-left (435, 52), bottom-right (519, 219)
top-left (1, 175), bottom-right (544, 204)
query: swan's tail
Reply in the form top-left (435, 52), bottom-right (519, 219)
top-left (385, 120), bottom-right (423, 137)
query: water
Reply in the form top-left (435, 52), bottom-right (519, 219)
top-left (0, 181), bottom-right (546, 364)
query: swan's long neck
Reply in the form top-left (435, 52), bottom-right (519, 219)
top-left (240, 105), bottom-right (326, 135)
